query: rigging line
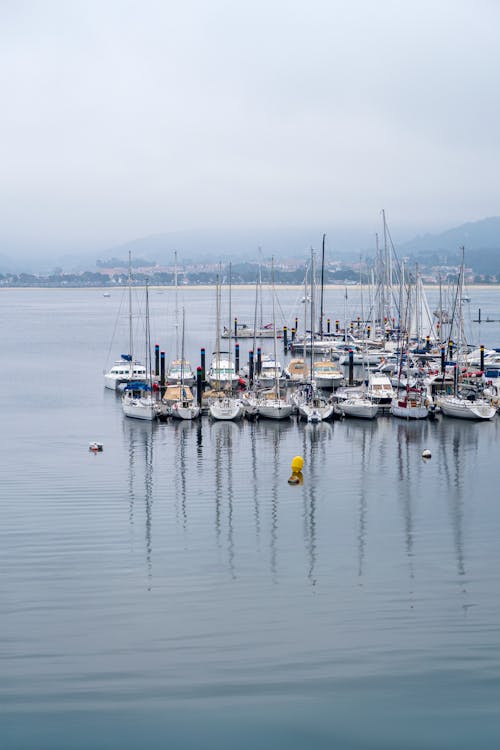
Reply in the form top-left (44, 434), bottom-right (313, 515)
top-left (104, 285), bottom-right (128, 367)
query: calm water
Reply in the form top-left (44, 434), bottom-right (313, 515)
top-left (2, 286), bottom-right (500, 749)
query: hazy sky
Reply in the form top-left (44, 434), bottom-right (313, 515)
top-left (1, 0), bottom-right (499, 255)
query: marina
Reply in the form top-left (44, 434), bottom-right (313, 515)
top-left (3, 285), bottom-right (500, 749)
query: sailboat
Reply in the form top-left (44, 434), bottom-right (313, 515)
top-left (122, 282), bottom-right (158, 421)
top-left (104, 251), bottom-right (147, 390)
top-left (389, 268), bottom-right (428, 419)
top-left (256, 259), bottom-right (293, 420)
top-left (338, 394), bottom-right (379, 419)
top-left (166, 252), bottom-right (196, 386)
top-left (209, 269), bottom-right (244, 421)
top-left (437, 250), bottom-right (496, 421)
top-left (296, 247), bottom-right (333, 422)
top-left (170, 308), bottom-right (200, 420)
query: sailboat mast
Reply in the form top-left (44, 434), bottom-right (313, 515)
top-left (271, 257), bottom-right (280, 399)
top-left (128, 250), bottom-right (133, 361)
top-left (258, 247), bottom-right (263, 330)
top-left (174, 250), bottom-right (179, 359)
top-left (145, 279), bottom-right (151, 382)
top-left (180, 307), bottom-right (185, 391)
top-left (310, 249), bottom-right (315, 380)
top-left (228, 261), bottom-right (232, 358)
top-left (319, 233), bottom-right (326, 340)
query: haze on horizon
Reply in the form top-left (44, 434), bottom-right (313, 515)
top-left (1, 0), bottom-right (499, 263)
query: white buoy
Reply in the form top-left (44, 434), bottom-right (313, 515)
top-left (422, 449), bottom-right (431, 459)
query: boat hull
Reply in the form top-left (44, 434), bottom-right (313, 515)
top-left (209, 399), bottom-right (243, 421)
top-left (257, 401), bottom-right (293, 420)
top-left (438, 397), bottom-right (496, 420)
top-left (390, 403), bottom-right (428, 419)
top-left (122, 400), bottom-right (157, 420)
top-left (339, 400), bottom-right (378, 419)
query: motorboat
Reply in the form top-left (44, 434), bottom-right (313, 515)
top-left (207, 354), bottom-right (240, 389)
top-left (255, 354), bottom-right (285, 385)
top-left (367, 373), bottom-right (395, 405)
top-left (312, 360), bottom-right (344, 389)
top-left (166, 359), bottom-right (196, 386)
top-left (104, 356), bottom-right (147, 390)
top-left (284, 358), bottom-right (310, 382)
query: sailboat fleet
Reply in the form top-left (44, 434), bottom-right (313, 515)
top-left (104, 236), bottom-right (500, 425)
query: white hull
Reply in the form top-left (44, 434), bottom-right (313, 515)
top-left (104, 362), bottom-right (147, 390)
top-left (222, 328), bottom-right (274, 339)
top-left (241, 395), bottom-right (259, 417)
top-left (122, 398), bottom-right (157, 420)
top-left (257, 400), bottom-right (293, 420)
top-left (438, 397), bottom-right (496, 420)
top-left (166, 360), bottom-right (196, 386)
top-left (167, 374), bottom-right (196, 386)
top-left (298, 402), bottom-right (334, 423)
top-left (339, 399), bottom-right (378, 419)
top-left (209, 398), bottom-right (243, 421)
top-left (171, 402), bottom-right (200, 420)
top-left (313, 375), bottom-right (344, 389)
top-left (390, 402), bottom-right (428, 419)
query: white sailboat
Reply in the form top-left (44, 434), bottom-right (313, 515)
top-left (437, 394), bottom-right (496, 420)
top-left (256, 259), bottom-right (293, 420)
top-left (104, 252), bottom-right (147, 390)
top-left (436, 250), bottom-right (496, 421)
top-left (171, 309), bottom-right (200, 420)
top-left (122, 282), bottom-right (157, 421)
top-left (209, 269), bottom-right (243, 421)
top-left (166, 252), bottom-right (196, 386)
top-left (338, 395), bottom-right (379, 420)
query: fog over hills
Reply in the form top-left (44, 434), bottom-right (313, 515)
top-left (398, 216), bottom-right (500, 256)
top-left (1, 217), bottom-right (500, 274)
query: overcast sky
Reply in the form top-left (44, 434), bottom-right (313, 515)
top-left (1, 0), bottom-right (499, 256)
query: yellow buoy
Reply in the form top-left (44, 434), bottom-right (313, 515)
top-left (288, 455), bottom-right (304, 485)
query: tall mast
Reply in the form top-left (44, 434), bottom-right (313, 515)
top-left (228, 261), bottom-right (232, 368)
top-left (258, 247), bottom-right (263, 329)
top-left (215, 269), bottom-right (221, 389)
top-left (180, 306), bottom-right (185, 391)
top-left (174, 250), bottom-right (179, 359)
top-left (319, 233), bottom-right (326, 340)
top-left (145, 279), bottom-right (151, 382)
top-left (382, 209), bottom-right (391, 325)
top-left (310, 248), bottom-right (315, 381)
top-left (271, 257), bottom-right (280, 399)
top-left (128, 250), bottom-right (133, 361)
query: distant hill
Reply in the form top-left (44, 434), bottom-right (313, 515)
top-left (98, 226), bottom-right (371, 267)
top-left (399, 216), bottom-right (500, 256)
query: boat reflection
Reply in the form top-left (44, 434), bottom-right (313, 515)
top-left (123, 418), bottom-right (158, 589)
top-left (211, 420), bottom-right (239, 578)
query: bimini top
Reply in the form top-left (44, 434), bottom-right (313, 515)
top-left (120, 354), bottom-right (133, 361)
top-left (123, 381), bottom-right (152, 391)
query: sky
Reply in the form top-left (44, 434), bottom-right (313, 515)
top-left (1, 0), bottom-right (500, 261)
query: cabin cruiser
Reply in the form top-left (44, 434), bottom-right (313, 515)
top-left (104, 355), bottom-right (147, 390)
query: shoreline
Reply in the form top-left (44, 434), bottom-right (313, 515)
top-left (2, 283), bottom-right (500, 292)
